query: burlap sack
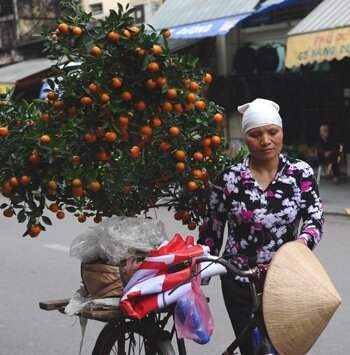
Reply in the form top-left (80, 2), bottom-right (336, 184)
top-left (81, 262), bottom-right (124, 298)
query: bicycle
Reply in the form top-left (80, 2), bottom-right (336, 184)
top-left (40, 255), bottom-right (275, 355)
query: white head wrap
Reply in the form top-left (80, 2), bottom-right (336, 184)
top-left (237, 98), bottom-right (283, 135)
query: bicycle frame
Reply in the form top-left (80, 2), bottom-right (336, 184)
top-left (40, 255), bottom-right (276, 355)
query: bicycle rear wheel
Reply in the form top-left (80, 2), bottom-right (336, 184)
top-left (92, 320), bottom-right (176, 355)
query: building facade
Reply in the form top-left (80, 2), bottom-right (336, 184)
top-left (79, 0), bottom-right (129, 19)
top-left (129, 0), bottom-right (163, 25)
top-left (0, 0), bottom-right (60, 66)
top-left (0, 0), bottom-right (156, 66)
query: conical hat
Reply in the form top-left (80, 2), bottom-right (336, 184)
top-left (263, 241), bottom-right (342, 355)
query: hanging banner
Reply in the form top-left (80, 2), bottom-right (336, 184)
top-left (286, 26), bottom-right (350, 68)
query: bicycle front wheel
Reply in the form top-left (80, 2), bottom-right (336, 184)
top-left (93, 320), bottom-right (176, 355)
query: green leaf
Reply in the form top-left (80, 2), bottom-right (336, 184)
top-left (42, 216), bottom-right (52, 225)
top-left (17, 209), bottom-right (27, 223)
top-left (11, 195), bottom-right (24, 204)
top-left (66, 206), bottom-right (77, 213)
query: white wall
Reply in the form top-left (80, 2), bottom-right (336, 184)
top-left (130, 0), bottom-right (162, 5)
top-left (129, 0), bottom-right (162, 24)
top-left (80, 0), bottom-right (130, 19)
top-left (79, 0), bottom-right (162, 22)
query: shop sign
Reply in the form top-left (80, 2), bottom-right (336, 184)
top-left (286, 26), bottom-right (350, 68)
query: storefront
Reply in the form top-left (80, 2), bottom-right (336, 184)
top-left (0, 57), bottom-right (53, 101)
top-left (284, 0), bottom-right (350, 169)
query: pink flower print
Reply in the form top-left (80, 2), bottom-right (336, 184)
top-left (234, 242), bottom-right (241, 250)
top-left (254, 223), bottom-right (262, 230)
top-left (237, 256), bottom-right (249, 266)
top-left (301, 180), bottom-right (312, 192)
top-left (224, 185), bottom-right (230, 196)
top-left (256, 246), bottom-right (264, 253)
top-left (267, 189), bottom-right (274, 197)
top-left (241, 209), bottom-right (254, 222)
top-left (240, 171), bottom-right (250, 179)
top-left (304, 227), bottom-right (319, 239)
top-left (205, 238), bottom-right (214, 249)
top-left (287, 168), bottom-right (293, 175)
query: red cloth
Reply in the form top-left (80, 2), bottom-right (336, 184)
top-left (120, 234), bottom-right (209, 319)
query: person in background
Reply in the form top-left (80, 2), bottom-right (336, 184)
top-left (316, 124), bottom-right (341, 184)
top-left (343, 118), bottom-right (350, 178)
top-left (198, 98), bottom-right (324, 355)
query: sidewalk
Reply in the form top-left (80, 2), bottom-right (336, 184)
top-left (318, 176), bottom-right (350, 216)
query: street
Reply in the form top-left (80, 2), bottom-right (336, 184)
top-left (0, 200), bottom-right (349, 354)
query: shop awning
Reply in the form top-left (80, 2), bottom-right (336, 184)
top-left (147, 0), bottom-right (314, 39)
top-left (0, 57), bottom-right (53, 93)
top-left (166, 14), bottom-right (251, 39)
top-left (147, 0), bottom-right (258, 39)
top-left (160, 38), bottom-right (203, 52)
top-left (255, 0), bottom-right (315, 13)
top-left (286, 0), bottom-right (350, 68)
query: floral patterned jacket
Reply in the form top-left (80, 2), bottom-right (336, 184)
top-left (198, 154), bottom-right (324, 281)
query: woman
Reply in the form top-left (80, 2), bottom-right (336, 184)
top-left (198, 98), bottom-right (324, 355)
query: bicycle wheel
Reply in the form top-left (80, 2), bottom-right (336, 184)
top-left (92, 320), bottom-right (176, 355)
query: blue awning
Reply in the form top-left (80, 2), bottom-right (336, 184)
top-left (147, 0), bottom-right (313, 40)
top-left (168, 14), bottom-right (250, 39)
top-left (255, 0), bottom-right (315, 13)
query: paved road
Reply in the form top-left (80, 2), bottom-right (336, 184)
top-left (0, 201), bottom-right (349, 354)
top-left (318, 176), bottom-right (350, 216)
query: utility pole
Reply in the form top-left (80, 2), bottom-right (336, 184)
top-left (12, 0), bottom-right (19, 42)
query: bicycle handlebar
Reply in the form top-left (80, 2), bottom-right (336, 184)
top-left (195, 255), bottom-right (255, 279)
top-left (166, 260), bottom-right (192, 274)
top-left (166, 255), bottom-right (255, 279)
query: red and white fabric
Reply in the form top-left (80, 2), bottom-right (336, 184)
top-left (120, 234), bottom-right (226, 319)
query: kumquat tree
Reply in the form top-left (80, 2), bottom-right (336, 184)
top-left (0, 0), bottom-right (241, 238)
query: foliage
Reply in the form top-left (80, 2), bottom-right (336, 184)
top-left (0, 0), bottom-right (236, 237)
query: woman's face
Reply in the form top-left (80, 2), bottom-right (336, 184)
top-left (244, 124), bottom-right (283, 161)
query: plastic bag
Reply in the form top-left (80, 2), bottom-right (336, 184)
top-left (69, 217), bottom-right (168, 264)
top-left (174, 266), bottom-right (214, 344)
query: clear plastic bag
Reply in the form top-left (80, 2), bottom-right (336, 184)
top-left (69, 217), bottom-right (168, 264)
top-left (174, 267), bottom-right (214, 345)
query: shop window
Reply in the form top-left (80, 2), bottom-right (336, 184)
top-left (134, 5), bottom-right (144, 24)
top-left (90, 3), bottom-right (103, 15)
top-left (1, 26), bottom-right (14, 48)
top-left (0, 0), bottom-right (14, 18)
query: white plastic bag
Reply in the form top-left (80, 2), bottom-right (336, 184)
top-left (69, 217), bottom-right (168, 264)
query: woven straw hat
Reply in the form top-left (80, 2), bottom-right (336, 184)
top-left (263, 241), bottom-right (342, 355)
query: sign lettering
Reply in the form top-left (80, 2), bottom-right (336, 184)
top-left (286, 26), bottom-right (350, 68)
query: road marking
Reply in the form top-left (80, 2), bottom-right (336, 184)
top-left (43, 243), bottom-right (70, 253)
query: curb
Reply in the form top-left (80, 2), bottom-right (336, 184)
top-left (324, 211), bottom-right (350, 217)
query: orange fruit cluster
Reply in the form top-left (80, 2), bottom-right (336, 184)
top-left (0, 1), bottom-right (231, 237)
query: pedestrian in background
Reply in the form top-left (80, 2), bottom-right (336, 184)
top-left (198, 98), bottom-right (324, 355)
top-left (316, 124), bottom-right (341, 184)
top-left (343, 118), bottom-right (350, 178)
